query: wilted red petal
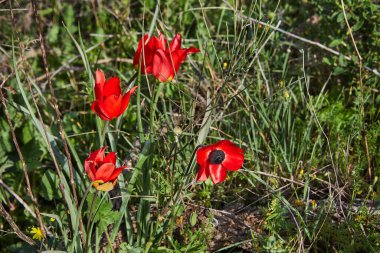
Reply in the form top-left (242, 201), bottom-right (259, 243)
top-left (103, 77), bottom-right (121, 97)
top-left (108, 166), bottom-right (127, 182)
top-left (169, 34), bottom-right (182, 52)
top-left (91, 101), bottom-right (111, 120)
top-left (84, 160), bottom-right (96, 182)
top-left (196, 163), bottom-right (209, 181)
top-left (95, 163), bottom-right (115, 182)
top-left (209, 164), bottom-right (227, 184)
top-left (218, 140), bottom-right (244, 171)
top-left (152, 49), bottom-right (174, 82)
top-left (87, 147), bottom-right (106, 163)
top-left (100, 95), bottom-right (123, 120)
top-left (94, 181), bottom-right (114, 192)
top-left (104, 152), bottom-right (116, 165)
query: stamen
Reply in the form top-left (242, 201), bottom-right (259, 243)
top-left (209, 150), bottom-right (225, 164)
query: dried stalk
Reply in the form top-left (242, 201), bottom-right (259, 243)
top-left (0, 179), bottom-right (52, 236)
top-left (340, 0), bottom-right (371, 179)
top-left (0, 203), bottom-right (36, 247)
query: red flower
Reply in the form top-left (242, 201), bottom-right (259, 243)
top-left (133, 33), bottom-right (200, 82)
top-left (84, 147), bottom-right (127, 191)
top-left (196, 140), bottom-right (244, 184)
top-left (91, 69), bottom-right (137, 121)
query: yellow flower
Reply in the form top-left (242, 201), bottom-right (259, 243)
top-left (310, 199), bottom-right (317, 209)
top-left (50, 217), bottom-right (55, 222)
top-left (30, 226), bottom-right (43, 241)
top-left (223, 62), bottom-right (228, 70)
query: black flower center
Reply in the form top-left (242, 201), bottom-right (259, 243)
top-left (209, 150), bottom-right (225, 164)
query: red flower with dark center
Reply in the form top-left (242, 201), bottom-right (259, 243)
top-left (133, 32), bottom-right (200, 82)
top-left (84, 147), bottom-right (127, 191)
top-left (196, 140), bottom-right (244, 184)
top-left (91, 69), bottom-right (137, 121)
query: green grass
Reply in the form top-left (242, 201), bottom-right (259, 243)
top-left (0, 0), bottom-right (379, 252)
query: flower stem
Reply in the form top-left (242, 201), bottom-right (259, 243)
top-left (100, 121), bottom-right (109, 147)
top-left (136, 70), bottom-right (145, 142)
top-left (86, 190), bottom-right (98, 239)
top-left (69, 184), bottom-right (92, 253)
top-left (105, 229), bottom-right (115, 253)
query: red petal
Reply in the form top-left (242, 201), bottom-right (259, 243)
top-left (87, 147), bottom-right (106, 163)
top-left (209, 164), bottom-right (227, 184)
top-left (196, 145), bottom-right (214, 166)
top-left (169, 34), bottom-right (182, 52)
top-left (100, 95), bottom-right (123, 120)
top-left (84, 160), bottom-right (96, 181)
top-left (103, 77), bottom-right (121, 97)
top-left (169, 47), bottom-right (199, 73)
top-left (95, 163), bottom-right (115, 182)
top-left (95, 69), bottom-right (105, 100)
top-left (218, 140), bottom-right (244, 171)
top-left (108, 166), bottom-right (127, 182)
top-left (187, 47), bottom-right (200, 54)
top-left (119, 86), bottom-right (137, 115)
top-left (157, 32), bottom-right (167, 50)
top-left (95, 69), bottom-right (105, 87)
top-left (196, 163), bottom-right (210, 181)
top-left (133, 34), bottom-right (158, 74)
top-left (152, 49), bottom-right (174, 82)
top-left (91, 101), bottom-right (111, 120)
top-left (104, 152), bottom-right (116, 164)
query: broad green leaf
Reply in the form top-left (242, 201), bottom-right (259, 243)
top-left (40, 169), bottom-right (63, 201)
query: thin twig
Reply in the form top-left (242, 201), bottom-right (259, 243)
top-left (340, 0), bottom-right (371, 179)
top-left (0, 203), bottom-right (36, 246)
top-left (0, 179), bottom-right (52, 236)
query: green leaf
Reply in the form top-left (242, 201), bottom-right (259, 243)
top-left (40, 169), bottom-right (62, 200)
top-left (47, 25), bottom-right (59, 43)
top-left (322, 57), bottom-right (332, 65)
top-left (119, 243), bottom-right (143, 253)
top-left (351, 20), bottom-right (364, 32)
top-left (19, 141), bottom-right (44, 171)
top-left (329, 39), bottom-right (342, 47)
top-left (86, 193), bottom-right (120, 233)
top-left (190, 211), bottom-right (197, 227)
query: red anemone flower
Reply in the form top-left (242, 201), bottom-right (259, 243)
top-left (84, 147), bottom-right (127, 191)
top-left (91, 69), bottom-right (137, 121)
top-left (196, 140), bottom-right (244, 184)
top-left (133, 33), bottom-right (200, 82)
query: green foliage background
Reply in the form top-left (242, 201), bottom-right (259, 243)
top-left (0, 0), bottom-right (379, 252)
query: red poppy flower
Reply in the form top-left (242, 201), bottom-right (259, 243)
top-left (84, 147), bottom-right (127, 191)
top-left (133, 33), bottom-right (200, 82)
top-left (91, 69), bottom-right (137, 121)
top-left (196, 140), bottom-right (244, 184)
